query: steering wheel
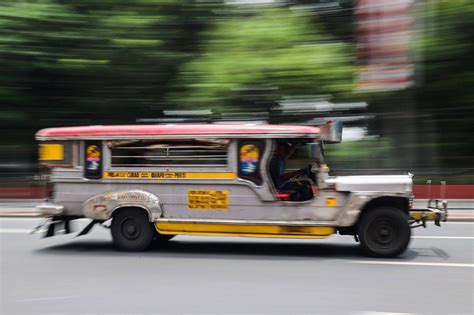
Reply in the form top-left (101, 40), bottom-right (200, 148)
top-left (290, 166), bottom-right (316, 186)
top-left (289, 172), bottom-right (302, 182)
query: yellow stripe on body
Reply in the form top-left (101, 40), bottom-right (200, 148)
top-left (103, 171), bottom-right (237, 180)
top-left (155, 222), bottom-right (335, 239)
top-left (184, 172), bottom-right (237, 179)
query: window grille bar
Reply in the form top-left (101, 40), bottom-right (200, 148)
top-left (112, 155), bottom-right (226, 158)
top-left (112, 164), bottom-right (227, 167)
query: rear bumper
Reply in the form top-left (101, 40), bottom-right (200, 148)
top-left (36, 203), bottom-right (64, 217)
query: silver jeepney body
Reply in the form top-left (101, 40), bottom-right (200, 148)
top-left (37, 132), bottom-right (414, 229)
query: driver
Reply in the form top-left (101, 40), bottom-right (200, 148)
top-left (269, 142), bottom-right (313, 201)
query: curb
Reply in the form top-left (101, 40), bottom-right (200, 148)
top-left (0, 212), bottom-right (42, 217)
top-left (447, 214), bottom-right (474, 222)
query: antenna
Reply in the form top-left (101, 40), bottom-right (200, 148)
top-left (427, 179), bottom-right (432, 208)
top-left (440, 181), bottom-right (446, 199)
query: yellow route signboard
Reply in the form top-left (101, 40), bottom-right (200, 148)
top-left (39, 144), bottom-right (64, 161)
top-left (103, 171), bottom-right (236, 180)
top-left (188, 190), bottom-right (229, 210)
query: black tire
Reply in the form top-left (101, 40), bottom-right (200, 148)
top-left (357, 207), bottom-right (411, 258)
top-left (111, 208), bottom-right (154, 251)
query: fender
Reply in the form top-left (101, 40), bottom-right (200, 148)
top-left (337, 192), bottom-right (410, 227)
top-left (82, 190), bottom-right (163, 221)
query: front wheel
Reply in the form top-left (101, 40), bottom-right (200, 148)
top-left (357, 207), bottom-right (411, 258)
top-left (111, 208), bottom-right (154, 251)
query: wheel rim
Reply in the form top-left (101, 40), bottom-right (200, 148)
top-left (368, 217), bottom-right (399, 248)
top-left (121, 218), bottom-right (142, 240)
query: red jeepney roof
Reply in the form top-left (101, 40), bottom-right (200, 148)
top-left (36, 124), bottom-right (320, 140)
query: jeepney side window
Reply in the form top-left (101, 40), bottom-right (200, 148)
top-left (108, 139), bottom-right (229, 168)
top-left (237, 140), bottom-right (265, 186)
top-left (39, 141), bottom-right (73, 168)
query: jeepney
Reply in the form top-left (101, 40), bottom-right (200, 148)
top-left (34, 122), bottom-right (448, 257)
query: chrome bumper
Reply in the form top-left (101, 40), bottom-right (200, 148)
top-left (410, 199), bottom-right (448, 227)
top-left (36, 203), bottom-right (64, 217)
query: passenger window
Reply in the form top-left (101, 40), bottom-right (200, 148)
top-left (237, 140), bottom-right (265, 186)
top-left (39, 141), bottom-right (73, 168)
top-left (108, 139), bottom-right (229, 168)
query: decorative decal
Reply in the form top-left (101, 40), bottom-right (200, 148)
top-left (86, 145), bottom-right (101, 171)
top-left (187, 190), bottom-right (229, 210)
top-left (240, 144), bottom-right (260, 175)
top-left (84, 141), bottom-right (102, 179)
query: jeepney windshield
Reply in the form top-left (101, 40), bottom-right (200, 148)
top-left (289, 141), bottom-right (324, 166)
top-left (269, 139), bottom-right (320, 200)
top-left (271, 139), bottom-right (323, 179)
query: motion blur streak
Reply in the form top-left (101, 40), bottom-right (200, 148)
top-left (0, 1), bottom-right (473, 190)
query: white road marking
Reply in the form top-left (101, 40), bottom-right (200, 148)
top-left (353, 312), bottom-right (413, 315)
top-left (413, 236), bottom-right (474, 240)
top-left (350, 260), bottom-right (474, 268)
top-left (20, 295), bottom-right (77, 302)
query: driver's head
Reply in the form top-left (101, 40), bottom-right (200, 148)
top-left (276, 142), bottom-right (290, 157)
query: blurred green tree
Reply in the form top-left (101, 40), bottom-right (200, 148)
top-left (0, 0), bottom-right (217, 167)
top-left (169, 8), bottom-right (354, 112)
top-left (364, 0), bottom-right (474, 172)
top-left (414, 0), bottom-right (474, 170)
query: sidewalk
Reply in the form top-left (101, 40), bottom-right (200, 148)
top-left (1, 199), bottom-right (473, 221)
top-left (0, 200), bottom-right (45, 217)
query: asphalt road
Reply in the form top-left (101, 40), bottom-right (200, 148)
top-left (1, 218), bottom-right (473, 315)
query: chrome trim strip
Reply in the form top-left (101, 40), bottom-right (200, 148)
top-left (155, 218), bottom-right (336, 226)
top-left (36, 204), bottom-right (65, 216)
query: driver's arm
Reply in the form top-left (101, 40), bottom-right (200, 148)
top-left (286, 142), bottom-right (302, 158)
top-left (279, 170), bottom-right (302, 181)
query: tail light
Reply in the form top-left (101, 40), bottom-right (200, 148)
top-left (274, 193), bottom-right (291, 201)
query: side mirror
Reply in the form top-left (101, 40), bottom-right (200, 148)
top-left (319, 121), bottom-right (342, 143)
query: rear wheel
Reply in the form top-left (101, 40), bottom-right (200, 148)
top-left (357, 207), bottom-right (411, 258)
top-left (111, 208), bottom-right (154, 251)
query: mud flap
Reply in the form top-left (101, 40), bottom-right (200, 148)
top-left (64, 219), bottom-right (72, 234)
top-left (32, 218), bottom-right (102, 238)
top-left (77, 220), bottom-right (100, 237)
top-left (31, 219), bottom-right (74, 238)
top-left (44, 222), bottom-right (57, 238)
top-left (43, 219), bottom-right (71, 238)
